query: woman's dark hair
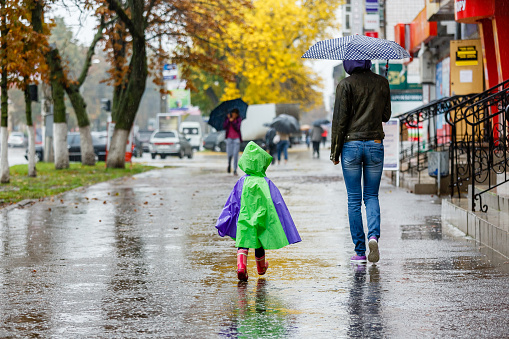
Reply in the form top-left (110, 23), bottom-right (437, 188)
top-left (230, 108), bottom-right (240, 115)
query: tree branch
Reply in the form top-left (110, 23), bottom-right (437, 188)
top-left (77, 15), bottom-right (109, 86)
top-left (105, 0), bottom-right (138, 37)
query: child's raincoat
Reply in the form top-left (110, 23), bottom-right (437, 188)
top-left (215, 141), bottom-right (301, 249)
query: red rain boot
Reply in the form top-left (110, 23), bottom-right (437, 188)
top-left (237, 249), bottom-right (249, 281)
top-left (256, 255), bottom-right (269, 275)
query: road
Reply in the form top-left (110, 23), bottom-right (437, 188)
top-left (1, 145), bottom-right (509, 338)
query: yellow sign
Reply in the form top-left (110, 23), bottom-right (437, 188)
top-left (456, 46), bottom-right (478, 66)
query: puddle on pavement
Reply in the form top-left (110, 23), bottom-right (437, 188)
top-left (400, 216), bottom-right (442, 240)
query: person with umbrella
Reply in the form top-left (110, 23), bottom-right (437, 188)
top-left (223, 108), bottom-right (243, 175)
top-left (268, 114), bottom-right (299, 165)
top-left (302, 35), bottom-right (408, 264)
top-left (330, 60), bottom-right (391, 264)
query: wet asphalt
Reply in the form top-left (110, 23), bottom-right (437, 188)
top-left (1, 145), bottom-right (509, 338)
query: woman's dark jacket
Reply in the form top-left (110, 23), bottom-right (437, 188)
top-left (330, 69), bottom-right (391, 162)
top-left (223, 117), bottom-right (243, 142)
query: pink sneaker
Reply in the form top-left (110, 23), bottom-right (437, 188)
top-left (350, 255), bottom-right (367, 263)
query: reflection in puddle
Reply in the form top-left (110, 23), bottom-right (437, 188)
top-left (219, 279), bottom-right (295, 337)
top-left (347, 264), bottom-right (383, 338)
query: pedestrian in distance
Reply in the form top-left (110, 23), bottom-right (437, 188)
top-left (310, 125), bottom-right (323, 158)
top-left (215, 141), bottom-right (301, 281)
top-left (223, 108), bottom-right (242, 175)
top-left (305, 129), bottom-right (311, 149)
top-left (264, 127), bottom-right (277, 165)
top-left (321, 128), bottom-right (328, 147)
top-left (276, 131), bottom-right (290, 165)
top-left (330, 59), bottom-right (391, 264)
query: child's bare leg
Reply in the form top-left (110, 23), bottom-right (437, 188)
top-left (255, 247), bottom-right (269, 275)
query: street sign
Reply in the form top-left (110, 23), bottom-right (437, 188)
top-left (163, 63), bottom-right (178, 80)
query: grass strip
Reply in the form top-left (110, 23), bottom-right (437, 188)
top-left (0, 162), bottom-right (154, 206)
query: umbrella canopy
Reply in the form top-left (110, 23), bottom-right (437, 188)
top-left (300, 124), bottom-right (311, 131)
top-left (301, 35), bottom-right (410, 61)
top-left (312, 119), bottom-right (330, 127)
top-left (269, 114), bottom-right (300, 134)
top-left (208, 98), bottom-right (248, 131)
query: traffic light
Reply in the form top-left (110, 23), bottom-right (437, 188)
top-left (101, 98), bottom-right (111, 112)
top-left (29, 84), bottom-right (38, 102)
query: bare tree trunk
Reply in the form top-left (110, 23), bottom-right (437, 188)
top-left (27, 126), bottom-right (36, 176)
top-left (0, 0), bottom-right (9, 183)
top-left (79, 125), bottom-right (95, 164)
top-left (48, 47), bottom-right (69, 169)
top-left (53, 123), bottom-right (69, 169)
top-left (106, 0), bottom-right (147, 168)
top-left (0, 127), bottom-right (8, 183)
top-left (24, 82), bottom-right (36, 177)
top-left (107, 129), bottom-right (129, 168)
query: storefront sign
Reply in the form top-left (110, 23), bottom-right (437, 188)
top-left (383, 119), bottom-right (399, 171)
top-left (391, 93), bottom-right (423, 101)
top-left (364, 13), bottom-right (379, 30)
top-left (365, 0), bottom-right (378, 13)
top-left (455, 46), bottom-right (478, 65)
top-left (386, 64), bottom-right (422, 91)
top-left (454, 0), bottom-right (495, 23)
top-left (410, 8), bottom-right (437, 54)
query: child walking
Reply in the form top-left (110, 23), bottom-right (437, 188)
top-left (215, 141), bottom-right (301, 281)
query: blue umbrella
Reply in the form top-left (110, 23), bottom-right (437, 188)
top-left (301, 35), bottom-right (410, 61)
top-left (208, 98), bottom-right (248, 131)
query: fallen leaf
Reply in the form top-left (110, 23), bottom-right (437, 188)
top-left (144, 201), bottom-right (148, 205)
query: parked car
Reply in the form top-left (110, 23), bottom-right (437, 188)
top-left (25, 133), bottom-right (107, 162)
top-left (8, 132), bottom-right (27, 148)
top-left (136, 130), bottom-right (154, 153)
top-left (203, 131), bottom-right (226, 152)
top-left (149, 130), bottom-right (193, 159)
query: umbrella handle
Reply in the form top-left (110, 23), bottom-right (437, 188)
top-left (385, 59), bottom-right (389, 78)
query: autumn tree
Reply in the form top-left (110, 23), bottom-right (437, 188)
top-left (31, 2), bottom-right (111, 168)
top-left (191, 0), bottom-right (342, 111)
top-left (87, 0), bottom-right (250, 168)
top-left (0, 0), bottom-right (48, 182)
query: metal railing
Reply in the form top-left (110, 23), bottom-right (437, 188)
top-left (397, 96), bottom-right (470, 179)
top-left (446, 79), bottom-right (509, 211)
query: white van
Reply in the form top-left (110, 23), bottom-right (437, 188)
top-left (180, 121), bottom-right (202, 150)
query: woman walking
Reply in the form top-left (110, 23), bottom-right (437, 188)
top-left (223, 108), bottom-right (242, 175)
top-left (330, 60), bottom-right (391, 264)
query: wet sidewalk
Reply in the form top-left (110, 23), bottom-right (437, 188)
top-left (1, 146), bottom-right (509, 338)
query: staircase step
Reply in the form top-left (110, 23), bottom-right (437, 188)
top-left (442, 199), bottom-right (509, 258)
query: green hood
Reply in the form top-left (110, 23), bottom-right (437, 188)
top-left (238, 141), bottom-right (273, 177)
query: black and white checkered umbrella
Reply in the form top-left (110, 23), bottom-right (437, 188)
top-left (301, 35), bottom-right (410, 60)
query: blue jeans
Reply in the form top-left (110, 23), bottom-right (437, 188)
top-left (226, 138), bottom-right (240, 171)
top-left (277, 140), bottom-right (289, 161)
top-left (341, 140), bottom-right (384, 256)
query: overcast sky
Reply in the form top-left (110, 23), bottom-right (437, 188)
top-left (54, 4), bottom-right (342, 113)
